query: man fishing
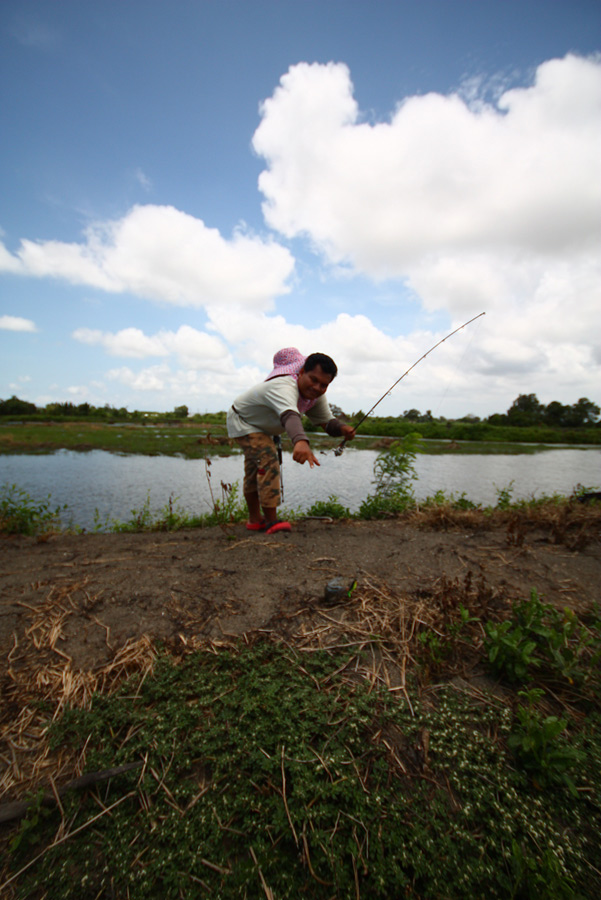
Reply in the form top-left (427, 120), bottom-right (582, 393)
top-left (227, 348), bottom-right (356, 534)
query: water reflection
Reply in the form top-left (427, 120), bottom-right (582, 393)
top-left (0, 447), bottom-right (599, 531)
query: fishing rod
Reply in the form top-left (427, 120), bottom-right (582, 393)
top-left (334, 311), bottom-right (486, 456)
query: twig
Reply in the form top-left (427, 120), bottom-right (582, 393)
top-left (280, 745), bottom-right (299, 846)
top-left (199, 857), bottom-right (232, 875)
top-left (302, 827), bottom-right (333, 886)
top-left (0, 761), bottom-right (143, 825)
top-left (249, 846), bottom-right (274, 899)
top-left (0, 790), bottom-right (135, 893)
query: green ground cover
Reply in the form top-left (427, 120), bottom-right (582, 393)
top-left (4, 602), bottom-right (600, 899)
top-left (0, 421), bottom-right (232, 459)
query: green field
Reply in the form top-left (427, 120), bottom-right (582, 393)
top-left (0, 419), bottom-right (594, 459)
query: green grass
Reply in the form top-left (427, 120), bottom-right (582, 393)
top-left (416, 439), bottom-right (555, 454)
top-left (0, 421), bottom-right (233, 459)
top-left (6, 635), bottom-right (600, 899)
top-left (2, 479), bottom-right (599, 535)
top-left (0, 483), bottom-right (66, 535)
top-left (2, 420), bottom-right (599, 459)
top-left (346, 417), bottom-right (601, 446)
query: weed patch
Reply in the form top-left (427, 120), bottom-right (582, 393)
top-left (484, 590), bottom-right (601, 701)
top-left (4, 637), bottom-right (601, 899)
top-left (0, 484), bottom-right (65, 536)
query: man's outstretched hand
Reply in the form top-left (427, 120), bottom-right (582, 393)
top-left (293, 440), bottom-right (320, 468)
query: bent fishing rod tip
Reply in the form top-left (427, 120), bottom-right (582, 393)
top-left (332, 311), bottom-right (486, 459)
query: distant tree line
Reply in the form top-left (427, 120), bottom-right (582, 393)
top-left (348, 394), bottom-right (599, 429)
top-left (1, 392), bottom-right (599, 430)
top-left (374, 394), bottom-right (599, 429)
top-left (0, 396), bottom-right (189, 420)
top-left (489, 394), bottom-right (600, 429)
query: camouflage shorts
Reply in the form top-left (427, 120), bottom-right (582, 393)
top-left (236, 433), bottom-right (281, 507)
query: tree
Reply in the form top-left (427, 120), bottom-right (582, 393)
top-left (173, 405), bottom-right (189, 419)
top-left (0, 395), bottom-right (37, 416)
top-left (562, 397), bottom-right (600, 428)
top-left (506, 394), bottom-right (544, 427)
top-left (543, 400), bottom-right (568, 428)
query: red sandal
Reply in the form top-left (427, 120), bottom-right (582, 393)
top-left (264, 520), bottom-right (292, 534)
top-left (245, 520), bottom-right (266, 531)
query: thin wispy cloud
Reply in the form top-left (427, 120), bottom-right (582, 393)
top-left (134, 168), bottom-right (152, 192)
top-left (10, 15), bottom-right (61, 50)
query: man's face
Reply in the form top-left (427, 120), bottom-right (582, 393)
top-left (297, 364), bottom-right (333, 400)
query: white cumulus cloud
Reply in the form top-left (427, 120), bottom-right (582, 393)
top-left (0, 205), bottom-right (295, 311)
top-left (0, 315), bottom-right (38, 332)
top-left (72, 325), bottom-right (229, 369)
top-left (253, 55), bottom-right (601, 273)
top-left (251, 54), bottom-right (601, 409)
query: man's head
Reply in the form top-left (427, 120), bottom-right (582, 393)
top-left (297, 353), bottom-right (337, 400)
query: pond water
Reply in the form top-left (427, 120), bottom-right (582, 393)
top-left (1, 446), bottom-right (599, 531)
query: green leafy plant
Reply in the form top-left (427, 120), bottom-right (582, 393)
top-left (8, 790), bottom-right (51, 853)
top-left (305, 494), bottom-right (351, 519)
top-left (356, 433), bottom-right (421, 519)
top-left (110, 490), bottom-right (156, 532)
top-left (495, 481), bottom-right (515, 509)
top-left (504, 838), bottom-right (576, 900)
top-left (357, 490), bottom-right (413, 519)
top-left (417, 629), bottom-right (445, 665)
top-left (485, 589), bottom-right (601, 698)
top-left (421, 489), bottom-right (480, 510)
top-left (508, 688), bottom-right (582, 795)
top-left (485, 618), bottom-right (540, 683)
top-left (0, 483), bottom-right (65, 535)
top-left (7, 646), bottom-right (601, 899)
top-left (447, 603), bottom-right (479, 638)
top-left (372, 432), bottom-right (421, 499)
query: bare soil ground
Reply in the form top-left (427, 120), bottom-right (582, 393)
top-left (1, 506), bottom-right (599, 674)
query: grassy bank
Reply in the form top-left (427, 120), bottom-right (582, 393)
top-left (2, 475), bottom-right (600, 536)
top-left (0, 420), bottom-right (233, 459)
top-left (2, 419), bottom-right (598, 459)
top-left (349, 417), bottom-right (601, 446)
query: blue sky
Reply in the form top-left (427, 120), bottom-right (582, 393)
top-left (1, 0), bottom-right (600, 418)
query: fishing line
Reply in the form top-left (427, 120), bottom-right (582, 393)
top-left (334, 311), bottom-right (486, 456)
top-left (433, 314), bottom-right (484, 419)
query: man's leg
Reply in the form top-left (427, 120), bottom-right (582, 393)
top-left (237, 434), bottom-right (281, 522)
top-left (244, 490), bottom-right (276, 525)
top-left (237, 434), bottom-right (289, 532)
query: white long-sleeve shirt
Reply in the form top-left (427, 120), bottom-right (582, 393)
top-left (226, 375), bottom-right (332, 439)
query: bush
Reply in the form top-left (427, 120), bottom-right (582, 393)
top-left (357, 432), bottom-right (420, 518)
top-left (305, 495), bottom-right (351, 519)
top-left (372, 432), bottom-right (421, 498)
top-left (0, 483), bottom-right (65, 535)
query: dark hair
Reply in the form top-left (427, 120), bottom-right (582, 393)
top-left (304, 352), bottom-right (338, 379)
